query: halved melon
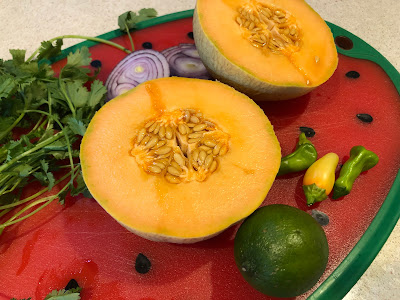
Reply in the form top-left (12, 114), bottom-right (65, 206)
top-left (80, 77), bottom-right (281, 243)
top-left (193, 0), bottom-right (338, 100)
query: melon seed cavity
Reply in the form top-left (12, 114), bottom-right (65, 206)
top-left (235, 1), bottom-right (312, 85)
top-left (131, 108), bottom-right (230, 184)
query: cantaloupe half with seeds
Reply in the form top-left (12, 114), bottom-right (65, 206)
top-left (193, 0), bottom-right (338, 101)
top-left (80, 77), bottom-right (281, 243)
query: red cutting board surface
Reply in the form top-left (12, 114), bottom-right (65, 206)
top-left (1, 17), bottom-right (400, 300)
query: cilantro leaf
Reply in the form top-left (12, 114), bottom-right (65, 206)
top-left (88, 80), bottom-right (107, 107)
top-left (37, 39), bottom-right (63, 61)
top-left (118, 8), bottom-right (158, 32)
top-left (66, 47), bottom-right (91, 68)
top-left (67, 117), bottom-right (86, 136)
top-left (64, 80), bottom-right (89, 108)
top-left (44, 287), bottom-right (82, 300)
top-left (70, 171), bottom-right (89, 197)
top-left (9, 49), bottom-right (26, 65)
top-left (0, 74), bottom-right (17, 100)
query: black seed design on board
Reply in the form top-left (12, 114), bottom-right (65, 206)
top-left (345, 71), bottom-right (360, 79)
top-left (142, 42), bottom-right (153, 49)
top-left (299, 126), bottom-right (316, 138)
top-left (65, 278), bottom-right (80, 290)
top-left (356, 113), bottom-right (373, 123)
top-left (90, 60), bottom-right (102, 68)
top-left (135, 253), bottom-right (152, 274)
top-left (311, 210), bottom-right (330, 226)
top-left (334, 36), bottom-right (353, 50)
top-left (187, 31), bottom-right (194, 39)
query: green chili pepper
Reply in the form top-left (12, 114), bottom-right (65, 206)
top-left (277, 132), bottom-right (318, 176)
top-left (332, 146), bottom-right (379, 199)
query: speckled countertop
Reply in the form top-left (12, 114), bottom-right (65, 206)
top-left (0, 0), bottom-right (399, 299)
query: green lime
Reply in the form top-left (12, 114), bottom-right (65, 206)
top-left (234, 204), bottom-right (329, 297)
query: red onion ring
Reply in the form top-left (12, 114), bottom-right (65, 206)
top-left (105, 49), bottom-right (170, 100)
top-left (161, 44), bottom-right (211, 79)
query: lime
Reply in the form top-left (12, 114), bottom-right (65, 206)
top-left (234, 204), bottom-right (329, 297)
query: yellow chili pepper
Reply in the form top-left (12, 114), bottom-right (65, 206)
top-left (303, 152), bottom-right (339, 206)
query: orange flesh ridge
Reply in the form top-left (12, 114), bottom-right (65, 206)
top-left (197, 0), bottom-right (338, 87)
top-left (81, 78), bottom-right (281, 239)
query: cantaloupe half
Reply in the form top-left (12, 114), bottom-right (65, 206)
top-left (193, 0), bottom-right (338, 101)
top-left (80, 77), bottom-right (281, 243)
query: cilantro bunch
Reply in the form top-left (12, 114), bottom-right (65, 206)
top-left (0, 45), bottom-right (106, 234)
top-left (0, 8), bottom-right (158, 235)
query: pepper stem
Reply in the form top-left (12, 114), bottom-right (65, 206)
top-left (303, 183), bottom-right (327, 206)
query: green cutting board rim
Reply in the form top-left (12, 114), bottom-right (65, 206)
top-left (48, 9), bottom-right (400, 300)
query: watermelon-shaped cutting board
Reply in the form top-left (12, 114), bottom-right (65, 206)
top-left (1, 11), bottom-right (399, 300)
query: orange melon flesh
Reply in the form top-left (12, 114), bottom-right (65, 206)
top-left (80, 77), bottom-right (281, 243)
top-left (193, 0), bottom-right (338, 100)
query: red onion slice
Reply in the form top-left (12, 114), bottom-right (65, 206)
top-left (161, 44), bottom-right (211, 79)
top-left (105, 49), bottom-right (170, 100)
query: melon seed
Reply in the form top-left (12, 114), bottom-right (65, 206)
top-left (188, 132), bottom-right (204, 139)
top-left (141, 135), bottom-right (150, 146)
top-left (209, 160), bottom-right (218, 173)
top-left (145, 120), bottom-right (155, 128)
top-left (174, 153), bottom-right (186, 167)
top-left (188, 138), bottom-right (201, 144)
top-left (153, 123), bottom-right (161, 134)
top-left (203, 139), bottom-right (217, 147)
top-left (155, 146), bottom-right (172, 155)
top-left (153, 140), bottom-right (167, 149)
top-left (356, 113), bottom-right (373, 123)
top-left (190, 115), bottom-right (200, 123)
top-left (167, 166), bottom-right (181, 176)
top-left (135, 253), bottom-right (151, 274)
top-left (153, 161), bottom-right (166, 169)
top-left (192, 149), bottom-right (200, 162)
top-left (170, 161), bottom-right (183, 172)
top-left (137, 128), bottom-right (147, 144)
top-left (144, 136), bottom-right (158, 149)
top-left (193, 124), bottom-right (207, 132)
top-left (165, 174), bottom-right (181, 184)
top-left (198, 150), bottom-right (207, 165)
top-left (148, 122), bottom-right (158, 133)
top-left (148, 165), bottom-right (162, 174)
top-left (184, 110), bottom-right (191, 122)
top-left (204, 154), bottom-right (214, 169)
top-left (219, 145), bottom-right (228, 156)
top-left (199, 145), bottom-right (211, 152)
top-left (158, 126), bottom-right (166, 138)
top-left (165, 126), bottom-right (173, 139)
top-left (178, 124), bottom-right (187, 135)
top-left (213, 143), bottom-right (222, 155)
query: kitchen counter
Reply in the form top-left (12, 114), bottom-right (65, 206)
top-left (0, 0), bottom-right (399, 299)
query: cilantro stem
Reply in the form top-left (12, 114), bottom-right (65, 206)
top-left (124, 22), bottom-right (135, 52)
top-left (24, 109), bottom-right (76, 182)
top-left (27, 35), bottom-right (131, 62)
top-left (0, 178), bottom-right (22, 195)
top-left (0, 111), bottom-right (25, 142)
top-left (0, 131), bottom-right (64, 174)
top-left (58, 71), bottom-right (76, 118)
top-left (0, 165), bottom-right (78, 210)
top-left (0, 169), bottom-right (79, 229)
